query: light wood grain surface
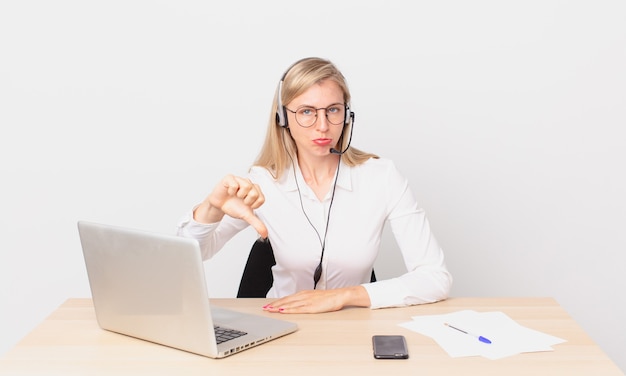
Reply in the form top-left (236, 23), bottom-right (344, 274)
top-left (0, 297), bottom-right (622, 375)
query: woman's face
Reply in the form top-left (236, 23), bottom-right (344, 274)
top-left (285, 79), bottom-right (346, 159)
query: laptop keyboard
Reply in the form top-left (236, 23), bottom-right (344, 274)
top-left (214, 326), bottom-right (248, 344)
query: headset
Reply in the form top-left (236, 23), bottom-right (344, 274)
top-left (275, 58), bottom-right (354, 131)
top-left (275, 76), bottom-right (289, 128)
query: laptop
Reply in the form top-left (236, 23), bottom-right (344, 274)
top-left (77, 220), bottom-right (297, 358)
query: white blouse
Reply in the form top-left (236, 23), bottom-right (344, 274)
top-left (177, 157), bottom-right (452, 309)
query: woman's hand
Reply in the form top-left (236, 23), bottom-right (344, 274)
top-left (194, 175), bottom-right (268, 238)
top-left (262, 286), bottom-right (371, 314)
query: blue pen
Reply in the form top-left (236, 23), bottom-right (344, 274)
top-left (444, 323), bottom-right (492, 344)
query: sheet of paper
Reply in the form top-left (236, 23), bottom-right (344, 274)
top-left (399, 310), bottom-right (566, 360)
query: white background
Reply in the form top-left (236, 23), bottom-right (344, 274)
top-left (1, 0), bottom-right (624, 371)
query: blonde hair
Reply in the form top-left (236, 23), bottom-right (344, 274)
top-left (253, 57), bottom-right (378, 179)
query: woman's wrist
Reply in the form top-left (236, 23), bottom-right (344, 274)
top-left (193, 202), bottom-right (224, 224)
top-left (342, 285), bottom-right (371, 308)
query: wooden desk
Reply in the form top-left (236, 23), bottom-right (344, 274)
top-left (0, 298), bottom-right (622, 375)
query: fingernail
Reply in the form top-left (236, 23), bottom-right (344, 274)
top-left (278, 308), bottom-right (284, 312)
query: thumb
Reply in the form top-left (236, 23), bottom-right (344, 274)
top-left (241, 212), bottom-right (269, 239)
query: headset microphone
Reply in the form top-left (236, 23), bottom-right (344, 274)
top-left (330, 111), bottom-right (355, 155)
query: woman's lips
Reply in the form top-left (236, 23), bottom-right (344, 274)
top-left (313, 138), bottom-right (332, 146)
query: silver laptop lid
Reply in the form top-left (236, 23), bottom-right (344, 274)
top-left (78, 221), bottom-right (219, 356)
top-left (77, 220), bottom-right (297, 358)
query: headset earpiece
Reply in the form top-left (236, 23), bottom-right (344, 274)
top-left (345, 109), bottom-right (354, 126)
top-left (276, 79), bottom-right (288, 128)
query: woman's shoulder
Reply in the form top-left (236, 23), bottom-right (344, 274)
top-left (351, 157), bottom-right (409, 188)
top-left (248, 165), bottom-right (276, 180)
top-left (355, 156), bottom-right (399, 173)
top-left (248, 165), bottom-right (290, 186)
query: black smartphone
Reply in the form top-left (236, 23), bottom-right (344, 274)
top-left (372, 335), bottom-right (409, 359)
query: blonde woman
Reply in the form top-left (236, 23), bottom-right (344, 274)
top-left (177, 57), bottom-right (452, 314)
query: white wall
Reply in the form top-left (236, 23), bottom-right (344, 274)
top-left (1, 0), bottom-right (624, 371)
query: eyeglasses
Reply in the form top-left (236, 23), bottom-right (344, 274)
top-left (285, 103), bottom-right (347, 128)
